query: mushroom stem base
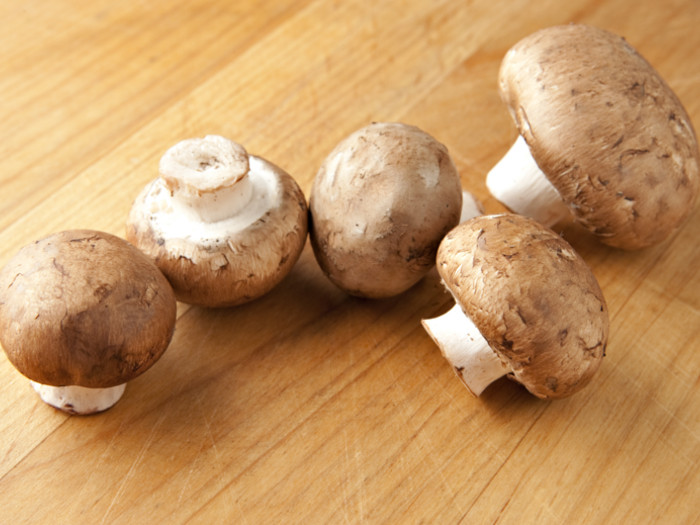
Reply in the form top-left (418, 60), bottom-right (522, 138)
top-left (30, 382), bottom-right (127, 415)
top-left (179, 176), bottom-right (254, 224)
top-left (160, 135), bottom-right (256, 224)
top-left (486, 135), bottom-right (571, 226)
top-left (422, 303), bottom-right (508, 396)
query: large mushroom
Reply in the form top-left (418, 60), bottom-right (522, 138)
top-left (422, 214), bottom-right (608, 399)
top-left (309, 122), bottom-right (466, 298)
top-left (0, 230), bottom-right (177, 414)
top-left (487, 24), bottom-right (699, 250)
top-left (126, 135), bottom-right (308, 307)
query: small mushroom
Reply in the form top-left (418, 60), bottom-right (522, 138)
top-left (0, 230), bottom-right (177, 414)
top-left (422, 214), bottom-right (608, 399)
top-left (487, 24), bottom-right (699, 250)
top-left (309, 122), bottom-right (466, 298)
top-left (126, 135), bottom-right (308, 307)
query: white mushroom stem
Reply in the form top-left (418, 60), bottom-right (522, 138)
top-left (159, 135), bottom-right (254, 223)
top-left (422, 303), bottom-right (509, 396)
top-left (486, 135), bottom-right (571, 226)
top-left (30, 381), bottom-right (126, 415)
top-left (460, 190), bottom-right (483, 223)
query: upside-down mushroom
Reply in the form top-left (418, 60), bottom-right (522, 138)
top-left (126, 135), bottom-right (308, 307)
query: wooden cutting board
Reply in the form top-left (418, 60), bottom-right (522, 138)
top-left (0, 0), bottom-right (698, 522)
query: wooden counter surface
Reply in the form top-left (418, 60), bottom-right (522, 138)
top-left (1, 1), bottom-right (698, 523)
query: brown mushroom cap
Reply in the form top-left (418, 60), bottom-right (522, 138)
top-left (437, 214), bottom-right (608, 398)
top-left (499, 24), bottom-right (700, 249)
top-left (0, 230), bottom-right (177, 388)
top-left (309, 122), bottom-right (463, 298)
top-left (127, 155), bottom-right (308, 307)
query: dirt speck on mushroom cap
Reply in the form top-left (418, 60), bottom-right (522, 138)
top-left (438, 214), bottom-right (609, 398)
top-left (0, 230), bottom-right (177, 388)
top-left (500, 24), bottom-right (699, 249)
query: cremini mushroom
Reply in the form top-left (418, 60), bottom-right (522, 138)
top-left (0, 230), bottom-right (177, 414)
top-left (487, 23), bottom-right (699, 250)
top-left (126, 135), bottom-right (308, 307)
top-left (309, 122), bottom-right (466, 298)
top-left (422, 214), bottom-right (608, 399)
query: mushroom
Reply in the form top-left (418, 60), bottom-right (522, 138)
top-left (126, 135), bottom-right (308, 307)
top-left (422, 214), bottom-right (608, 399)
top-left (0, 230), bottom-right (177, 414)
top-left (487, 24), bottom-right (699, 250)
top-left (309, 122), bottom-right (466, 298)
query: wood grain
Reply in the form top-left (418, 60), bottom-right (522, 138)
top-left (0, 0), bottom-right (698, 523)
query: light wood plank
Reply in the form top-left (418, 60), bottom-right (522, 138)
top-left (0, 0), bottom-right (698, 523)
